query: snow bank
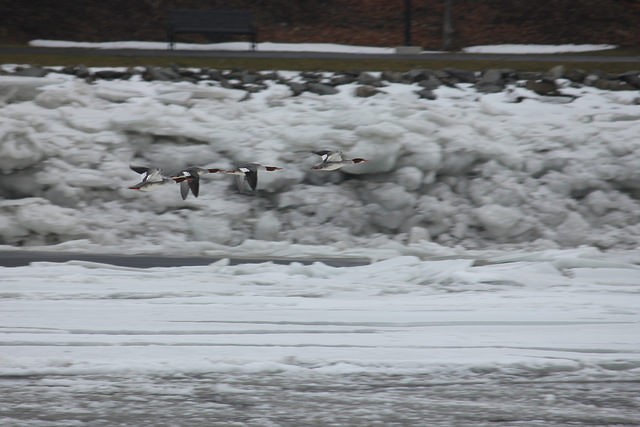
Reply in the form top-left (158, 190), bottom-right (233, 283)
top-left (463, 44), bottom-right (617, 54)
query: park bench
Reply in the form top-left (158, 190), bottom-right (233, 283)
top-left (167, 9), bottom-right (257, 50)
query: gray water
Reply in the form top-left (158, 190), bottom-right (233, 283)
top-left (2, 372), bottom-right (639, 426)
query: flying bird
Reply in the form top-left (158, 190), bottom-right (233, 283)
top-left (176, 166), bottom-right (227, 200)
top-left (310, 150), bottom-right (367, 171)
top-left (225, 163), bottom-right (283, 191)
top-left (128, 166), bottom-right (174, 191)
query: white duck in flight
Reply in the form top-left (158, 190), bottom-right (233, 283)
top-left (310, 150), bottom-right (367, 171)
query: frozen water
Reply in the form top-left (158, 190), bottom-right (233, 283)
top-left (0, 42), bottom-right (638, 425)
top-left (1, 252), bottom-right (639, 425)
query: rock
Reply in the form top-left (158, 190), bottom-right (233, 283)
top-left (415, 88), bottom-right (436, 100)
top-left (545, 65), bottom-right (565, 80)
top-left (142, 66), bottom-right (181, 81)
top-left (475, 69), bottom-right (508, 93)
top-left (564, 68), bottom-right (588, 83)
top-left (516, 71), bottom-right (542, 81)
top-left (381, 70), bottom-right (406, 83)
top-left (594, 78), bottom-right (636, 91)
top-left (618, 71), bottom-right (640, 88)
top-left (307, 82), bottom-right (339, 95)
top-left (355, 85), bottom-right (382, 97)
top-left (285, 81), bottom-right (306, 96)
top-left (525, 79), bottom-right (560, 95)
top-left (417, 75), bottom-right (442, 90)
top-left (203, 69), bottom-right (224, 81)
top-left (358, 71), bottom-right (384, 87)
top-left (330, 73), bottom-right (357, 86)
top-left (12, 65), bottom-right (49, 78)
top-left (443, 68), bottom-right (477, 83)
top-left (93, 69), bottom-right (130, 80)
top-left (60, 64), bottom-right (91, 78)
top-left (404, 69), bottom-right (430, 83)
top-left (299, 71), bottom-right (323, 83)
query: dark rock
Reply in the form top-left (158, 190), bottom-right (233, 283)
top-left (259, 71), bottom-right (280, 81)
top-left (443, 68), bottom-right (477, 83)
top-left (244, 83), bottom-right (268, 93)
top-left (286, 81), bottom-right (307, 96)
top-left (594, 79), bottom-right (636, 91)
top-left (381, 70), bottom-right (406, 83)
top-left (300, 71), bottom-right (323, 83)
top-left (355, 85), bottom-right (382, 97)
top-left (142, 66), bottom-right (181, 81)
top-left (475, 69), bottom-right (508, 93)
top-left (61, 64), bottom-right (90, 78)
top-left (12, 65), bottom-right (49, 78)
top-left (516, 71), bottom-right (542, 81)
top-left (618, 71), bottom-right (640, 88)
top-left (93, 69), bottom-right (129, 80)
top-left (239, 70), bottom-right (259, 85)
top-left (203, 69), bottom-right (223, 81)
top-left (404, 69), bottom-right (430, 83)
top-left (564, 68), bottom-right (588, 83)
top-left (357, 71), bottom-right (384, 87)
top-left (307, 82), bottom-right (339, 95)
top-left (219, 79), bottom-right (234, 89)
top-left (526, 79), bottom-right (560, 95)
top-left (415, 88), bottom-right (437, 100)
top-left (417, 75), bottom-right (442, 90)
top-left (330, 73), bottom-right (357, 86)
top-left (584, 71), bottom-right (609, 86)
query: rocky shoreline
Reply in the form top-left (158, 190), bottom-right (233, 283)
top-left (3, 64), bottom-right (640, 102)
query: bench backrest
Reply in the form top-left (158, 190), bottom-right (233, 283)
top-left (169, 9), bottom-right (254, 31)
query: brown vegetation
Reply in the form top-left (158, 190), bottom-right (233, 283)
top-left (1, 0), bottom-right (639, 49)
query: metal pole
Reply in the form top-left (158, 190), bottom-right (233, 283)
top-left (404, 0), bottom-right (412, 46)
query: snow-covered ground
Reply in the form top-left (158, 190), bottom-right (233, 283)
top-left (1, 42), bottom-right (639, 425)
top-left (29, 39), bottom-right (618, 54)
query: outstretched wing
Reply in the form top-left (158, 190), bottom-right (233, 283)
top-left (188, 176), bottom-right (200, 197)
top-left (244, 170), bottom-right (258, 191)
top-left (180, 181), bottom-right (190, 200)
top-left (130, 165), bottom-right (150, 175)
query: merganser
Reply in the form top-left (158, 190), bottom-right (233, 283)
top-left (177, 167), bottom-right (226, 200)
top-left (128, 166), bottom-right (173, 191)
top-left (225, 163), bottom-right (283, 191)
top-left (311, 150), bottom-right (367, 171)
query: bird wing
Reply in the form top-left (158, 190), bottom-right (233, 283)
top-left (326, 151), bottom-right (344, 162)
top-left (188, 176), bottom-right (200, 197)
top-left (243, 168), bottom-right (258, 191)
top-left (130, 165), bottom-right (150, 175)
top-left (146, 169), bottom-right (165, 182)
top-left (180, 181), bottom-right (190, 200)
